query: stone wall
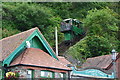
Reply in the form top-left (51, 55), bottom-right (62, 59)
top-left (9, 66), bottom-right (43, 78)
top-left (8, 66), bottom-right (68, 79)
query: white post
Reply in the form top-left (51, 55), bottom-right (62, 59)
top-left (55, 27), bottom-right (58, 56)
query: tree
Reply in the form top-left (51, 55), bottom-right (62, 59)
top-left (2, 2), bottom-right (63, 47)
top-left (84, 8), bottom-right (119, 50)
top-left (66, 8), bottom-right (119, 61)
top-left (2, 3), bottom-right (55, 31)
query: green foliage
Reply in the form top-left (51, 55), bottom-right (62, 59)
top-left (66, 8), bottom-right (119, 60)
top-left (84, 8), bottom-right (118, 35)
top-left (84, 8), bottom-right (119, 49)
top-left (2, 2), bottom-right (119, 60)
top-left (70, 2), bottom-right (110, 19)
top-left (66, 36), bottom-right (89, 61)
top-left (2, 2), bottom-right (63, 47)
top-left (2, 3), bottom-right (55, 31)
top-left (86, 35), bottom-right (113, 57)
top-left (2, 20), bottom-right (21, 38)
top-left (40, 2), bottom-right (72, 19)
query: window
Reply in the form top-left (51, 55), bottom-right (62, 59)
top-left (26, 69), bottom-right (34, 80)
top-left (35, 70), bottom-right (41, 78)
top-left (55, 72), bottom-right (63, 78)
top-left (40, 71), bottom-right (53, 78)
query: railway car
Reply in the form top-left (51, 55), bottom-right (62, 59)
top-left (60, 18), bottom-right (84, 43)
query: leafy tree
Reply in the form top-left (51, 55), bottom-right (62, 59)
top-left (2, 2), bottom-right (63, 47)
top-left (86, 35), bottom-right (113, 57)
top-left (66, 8), bottom-right (119, 61)
top-left (2, 2), bottom-right (119, 51)
top-left (66, 36), bottom-right (89, 61)
top-left (2, 19), bottom-right (21, 38)
top-left (69, 2), bottom-right (110, 19)
top-left (39, 2), bottom-right (72, 19)
top-left (84, 8), bottom-right (119, 49)
top-left (2, 25), bottom-right (21, 39)
top-left (2, 3), bottom-right (55, 31)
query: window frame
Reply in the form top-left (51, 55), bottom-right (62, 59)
top-left (27, 69), bottom-right (34, 80)
top-left (55, 72), bottom-right (65, 78)
top-left (40, 70), bottom-right (54, 78)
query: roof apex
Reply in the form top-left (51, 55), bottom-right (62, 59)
top-left (2, 27), bottom-right (58, 66)
top-left (1, 27), bottom-right (39, 61)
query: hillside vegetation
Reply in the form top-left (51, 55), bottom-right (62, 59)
top-left (2, 2), bottom-right (120, 61)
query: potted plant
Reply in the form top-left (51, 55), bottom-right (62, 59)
top-left (5, 71), bottom-right (19, 80)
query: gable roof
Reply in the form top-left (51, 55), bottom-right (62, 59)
top-left (81, 53), bottom-right (120, 69)
top-left (0, 28), bottom-right (36, 61)
top-left (1, 27), bottom-right (58, 66)
top-left (10, 48), bottom-right (71, 70)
